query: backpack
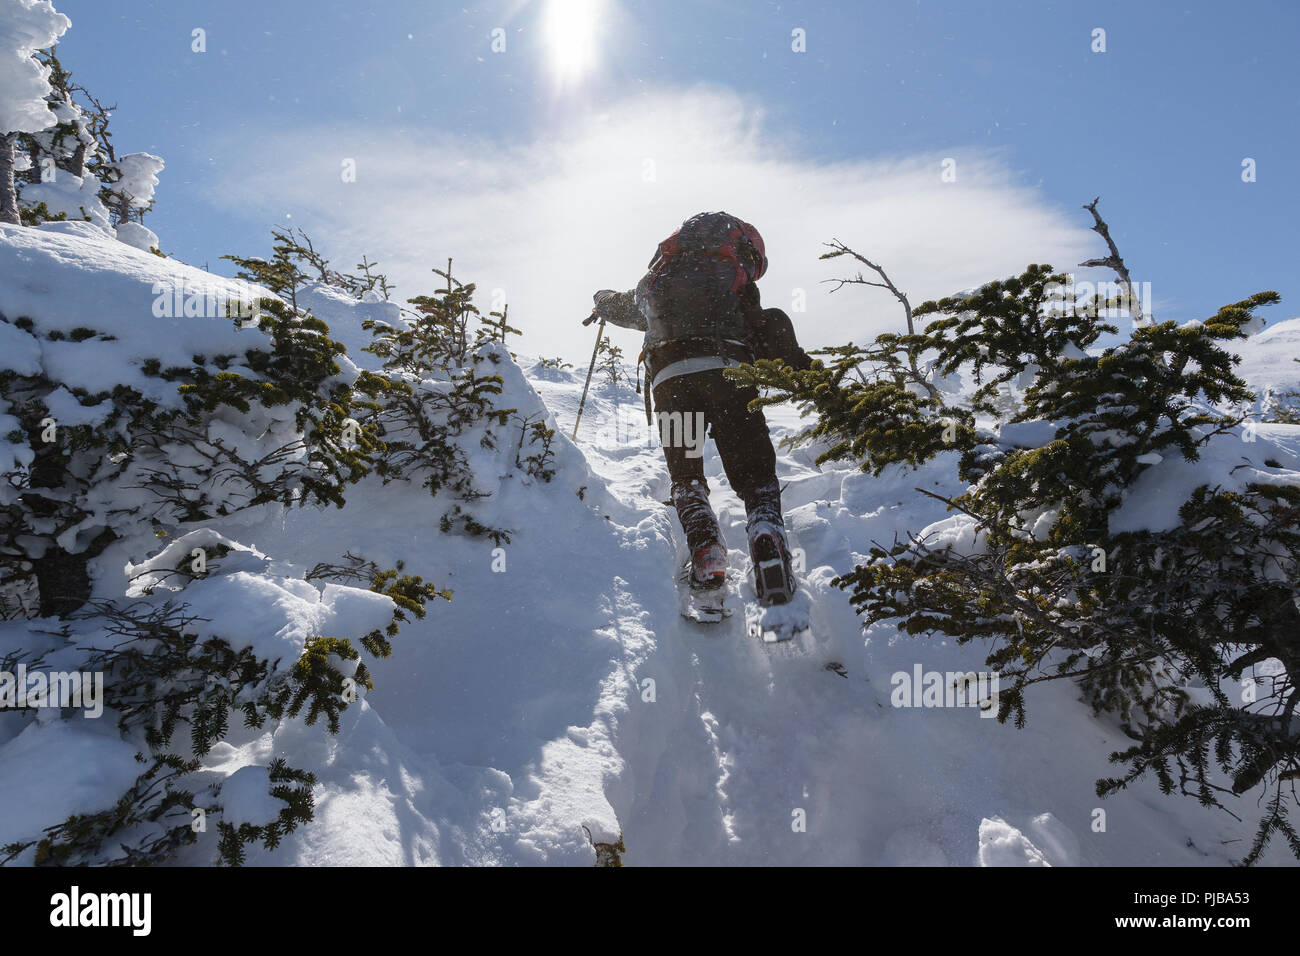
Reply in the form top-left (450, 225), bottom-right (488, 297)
top-left (638, 212), bottom-right (767, 348)
top-left (749, 308), bottom-right (813, 370)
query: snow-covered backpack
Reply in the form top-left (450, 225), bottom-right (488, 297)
top-left (639, 211), bottom-right (767, 348)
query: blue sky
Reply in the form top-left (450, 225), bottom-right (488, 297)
top-left (47, 0), bottom-right (1300, 357)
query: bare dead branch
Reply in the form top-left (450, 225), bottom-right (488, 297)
top-left (821, 239), bottom-right (914, 335)
top-left (1080, 197), bottom-right (1147, 324)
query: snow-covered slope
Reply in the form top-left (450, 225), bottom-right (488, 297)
top-left (1235, 315), bottom-right (1300, 418)
top-left (201, 343), bottom-right (1300, 866)
top-left (1, 226), bottom-right (1297, 866)
top-left (1236, 316), bottom-right (1300, 389)
top-left (511, 369), bottom-right (1300, 866)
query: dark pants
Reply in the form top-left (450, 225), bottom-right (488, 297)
top-left (652, 368), bottom-right (781, 551)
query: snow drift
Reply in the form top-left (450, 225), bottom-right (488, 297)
top-left (1, 223), bottom-right (1298, 865)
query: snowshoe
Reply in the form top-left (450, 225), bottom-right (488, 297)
top-left (745, 599), bottom-right (811, 644)
top-left (678, 556), bottom-right (738, 624)
top-left (747, 521), bottom-right (795, 606)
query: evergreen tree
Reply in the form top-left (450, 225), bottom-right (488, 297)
top-left (0, 291), bottom-right (383, 618)
top-left (7, 44), bottom-right (163, 232)
top-left (359, 260), bottom-right (525, 540)
top-left (0, 228), bottom-right (473, 864)
top-left (596, 337), bottom-right (627, 387)
top-left (0, 1), bottom-right (71, 225)
top-left (733, 257), bottom-right (1299, 863)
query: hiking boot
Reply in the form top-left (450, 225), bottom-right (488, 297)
top-left (690, 541), bottom-right (728, 590)
top-left (748, 520), bottom-right (795, 605)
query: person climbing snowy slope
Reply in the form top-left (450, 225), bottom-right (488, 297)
top-left (586, 211), bottom-right (812, 606)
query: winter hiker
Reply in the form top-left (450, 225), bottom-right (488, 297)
top-left (586, 211), bottom-right (812, 605)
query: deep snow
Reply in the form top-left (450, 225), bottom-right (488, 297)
top-left (1, 224), bottom-right (1298, 865)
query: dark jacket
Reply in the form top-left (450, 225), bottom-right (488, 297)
top-left (595, 277), bottom-right (808, 388)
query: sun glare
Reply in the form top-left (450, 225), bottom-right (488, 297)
top-left (542, 0), bottom-right (604, 87)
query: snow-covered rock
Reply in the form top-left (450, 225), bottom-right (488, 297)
top-left (114, 220), bottom-right (159, 253)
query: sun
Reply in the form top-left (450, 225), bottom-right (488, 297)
top-left (542, 0), bottom-right (605, 87)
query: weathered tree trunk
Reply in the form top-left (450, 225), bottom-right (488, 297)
top-left (24, 433), bottom-right (116, 618)
top-left (69, 139), bottom-right (87, 179)
top-left (34, 527), bottom-right (115, 619)
top-left (0, 133), bottom-right (21, 225)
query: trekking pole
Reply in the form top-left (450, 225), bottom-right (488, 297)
top-left (573, 312), bottom-right (605, 440)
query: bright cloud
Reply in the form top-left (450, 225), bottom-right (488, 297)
top-left (206, 86), bottom-right (1096, 362)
